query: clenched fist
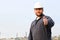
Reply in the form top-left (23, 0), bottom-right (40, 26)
top-left (43, 16), bottom-right (48, 26)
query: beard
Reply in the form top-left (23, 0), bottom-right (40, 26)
top-left (36, 13), bottom-right (43, 17)
top-left (40, 13), bottom-right (43, 16)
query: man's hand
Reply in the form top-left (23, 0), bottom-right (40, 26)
top-left (43, 16), bottom-right (48, 26)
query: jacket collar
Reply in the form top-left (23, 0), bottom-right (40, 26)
top-left (35, 14), bottom-right (45, 20)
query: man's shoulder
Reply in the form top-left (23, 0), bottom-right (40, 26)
top-left (30, 20), bottom-right (35, 29)
top-left (31, 20), bottom-right (35, 25)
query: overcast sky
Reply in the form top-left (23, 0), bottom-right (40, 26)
top-left (0, 0), bottom-right (60, 38)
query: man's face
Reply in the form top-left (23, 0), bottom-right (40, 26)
top-left (34, 8), bottom-right (43, 17)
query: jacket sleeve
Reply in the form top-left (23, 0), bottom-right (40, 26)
top-left (28, 22), bottom-right (33, 40)
top-left (28, 29), bottom-right (33, 40)
top-left (46, 16), bottom-right (55, 28)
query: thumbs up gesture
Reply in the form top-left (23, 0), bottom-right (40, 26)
top-left (43, 16), bottom-right (48, 26)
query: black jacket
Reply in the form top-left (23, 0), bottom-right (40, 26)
top-left (28, 15), bottom-right (54, 40)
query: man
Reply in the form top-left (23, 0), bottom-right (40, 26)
top-left (28, 2), bottom-right (54, 40)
